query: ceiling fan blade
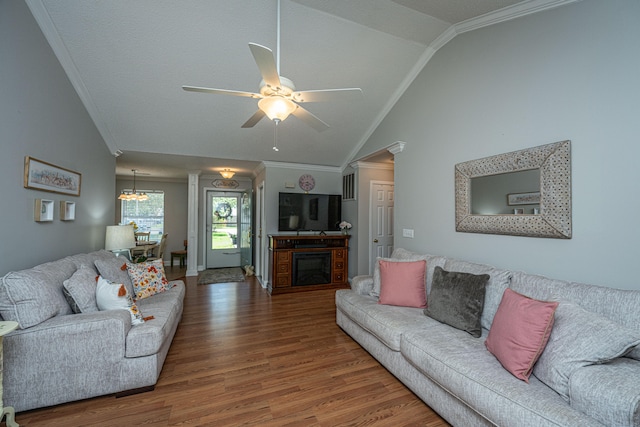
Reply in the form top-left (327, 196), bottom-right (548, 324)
top-left (241, 110), bottom-right (266, 128)
top-left (248, 43), bottom-right (282, 90)
top-left (291, 105), bottom-right (329, 132)
top-left (292, 88), bottom-right (363, 103)
top-left (182, 85), bottom-right (259, 98)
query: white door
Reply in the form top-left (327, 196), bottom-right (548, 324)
top-left (206, 192), bottom-right (242, 269)
top-left (370, 182), bottom-right (394, 273)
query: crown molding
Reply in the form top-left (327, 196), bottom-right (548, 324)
top-left (343, 0), bottom-right (581, 170)
top-left (26, 0), bottom-right (121, 156)
top-left (260, 161), bottom-right (342, 173)
top-left (349, 161), bottom-right (394, 171)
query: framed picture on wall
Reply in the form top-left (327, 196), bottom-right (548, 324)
top-left (24, 156), bottom-right (81, 196)
top-left (507, 191), bottom-right (540, 206)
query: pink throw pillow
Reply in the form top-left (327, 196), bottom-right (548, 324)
top-left (377, 259), bottom-right (427, 308)
top-left (485, 288), bottom-right (559, 382)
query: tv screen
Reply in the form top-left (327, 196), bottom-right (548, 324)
top-left (278, 193), bottom-right (342, 232)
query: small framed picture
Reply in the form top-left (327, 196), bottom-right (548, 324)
top-left (513, 208), bottom-right (524, 215)
top-left (507, 191), bottom-right (540, 206)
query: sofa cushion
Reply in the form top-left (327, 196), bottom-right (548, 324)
top-left (95, 276), bottom-right (144, 325)
top-left (533, 299), bottom-right (640, 401)
top-left (126, 259), bottom-right (171, 300)
top-left (62, 265), bottom-right (99, 313)
top-left (444, 258), bottom-right (511, 331)
top-left (335, 290), bottom-right (431, 351)
top-left (569, 358), bottom-right (640, 427)
top-left (378, 259), bottom-right (427, 308)
top-left (485, 289), bottom-right (558, 382)
top-left (95, 256), bottom-right (134, 297)
top-left (126, 281), bottom-right (185, 357)
top-left (0, 258), bottom-right (75, 328)
top-left (400, 326), bottom-right (603, 426)
top-left (424, 267), bottom-right (488, 338)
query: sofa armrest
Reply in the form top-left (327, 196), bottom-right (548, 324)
top-left (569, 358), bottom-right (640, 427)
top-left (6, 310), bottom-right (132, 362)
top-left (351, 275), bottom-right (374, 295)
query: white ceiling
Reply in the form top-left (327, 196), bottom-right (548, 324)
top-left (26, 0), bottom-right (572, 180)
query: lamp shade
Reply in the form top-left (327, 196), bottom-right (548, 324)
top-left (105, 225), bottom-right (136, 251)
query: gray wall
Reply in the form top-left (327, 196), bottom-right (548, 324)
top-left (0, 0), bottom-right (115, 275)
top-left (115, 178), bottom-right (189, 262)
top-left (355, 0), bottom-right (640, 290)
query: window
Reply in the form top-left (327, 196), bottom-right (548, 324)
top-left (343, 173), bottom-right (356, 200)
top-left (121, 191), bottom-right (164, 240)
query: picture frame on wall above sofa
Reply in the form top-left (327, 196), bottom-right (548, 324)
top-left (24, 156), bottom-right (81, 196)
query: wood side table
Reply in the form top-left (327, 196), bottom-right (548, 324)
top-left (0, 321), bottom-right (18, 427)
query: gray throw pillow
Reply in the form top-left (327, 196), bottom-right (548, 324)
top-left (424, 266), bottom-right (489, 338)
top-left (62, 265), bottom-right (99, 313)
top-left (533, 299), bottom-right (640, 401)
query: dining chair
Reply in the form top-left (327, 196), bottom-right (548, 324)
top-left (135, 232), bottom-right (150, 242)
top-left (147, 234), bottom-right (168, 261)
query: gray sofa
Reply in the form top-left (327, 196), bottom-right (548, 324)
top-left (336, 248), bottom-right (640, 426)
top-left (0, 250), bottom-right (185, 412)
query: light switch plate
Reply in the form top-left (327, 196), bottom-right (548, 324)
top-left (402, 228), bottom-right (414, 238)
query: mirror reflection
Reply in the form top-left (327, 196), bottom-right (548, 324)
top-left (471, 169), bottom-right (540, 215)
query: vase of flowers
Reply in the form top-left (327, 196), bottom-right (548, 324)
top-left (339, 221), bottom-right (352, 235)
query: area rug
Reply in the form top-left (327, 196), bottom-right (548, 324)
top-left (197, 267), bottom-right (245, 285)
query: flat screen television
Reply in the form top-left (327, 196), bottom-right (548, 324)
top-left (278, 192), bottom-right (342, 232)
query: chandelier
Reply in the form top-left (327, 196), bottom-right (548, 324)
top-left (118, 169), bottom-right (149, 201)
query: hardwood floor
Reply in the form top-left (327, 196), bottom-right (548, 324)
top-left (11, 273), bottom-right (450, 426)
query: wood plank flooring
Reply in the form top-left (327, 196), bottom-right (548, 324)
top-left (11, 273), bottom-right (450, 426)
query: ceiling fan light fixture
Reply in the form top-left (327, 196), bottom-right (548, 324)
top-left (220, 169), bottom-right (235, 179)
top-left (258, 96), bottom-right (296, 122)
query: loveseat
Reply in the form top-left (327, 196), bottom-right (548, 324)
top-left (0, 250), bottom-right (185, 412)
top-left (336, 248), bottom-right (640, 426)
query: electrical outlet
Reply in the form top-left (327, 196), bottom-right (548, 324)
top-left (402, 228), bottom-right (414, 238)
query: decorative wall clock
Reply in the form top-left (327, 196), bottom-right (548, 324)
top-left (298, 174), bottom-right (315, 192)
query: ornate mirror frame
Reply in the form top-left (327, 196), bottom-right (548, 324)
top-left (455, 140), bottom-right (571, 239)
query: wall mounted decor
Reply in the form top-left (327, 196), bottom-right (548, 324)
top-left (60, 201), bottom-right (76, 221)
top-left (211, 179), bottom-right (239, 189)
top-left (455, 140), bottom-right (571, 239)
top-left (24, 157), bottom-right (81, 196)
top-left (507, 191), bottom-right (541, 206)
top-left (34, 199), bottom-right (54, 222)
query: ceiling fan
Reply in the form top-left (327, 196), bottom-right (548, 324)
top-left (182, 0), bottom-right (362, 132)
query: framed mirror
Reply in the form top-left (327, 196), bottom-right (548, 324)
top-left (455, 140), bottom-right (571, 239)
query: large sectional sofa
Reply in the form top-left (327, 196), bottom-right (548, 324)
top-left (0, 250), bottom-right (185, 412)
top-left (336, 248), bottom-right (640, 426)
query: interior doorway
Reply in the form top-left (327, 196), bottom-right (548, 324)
top-left (369, 181), bottom-right (394, 272)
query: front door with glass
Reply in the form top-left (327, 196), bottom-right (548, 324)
top-left (206, 192), bottom-right (241, 269)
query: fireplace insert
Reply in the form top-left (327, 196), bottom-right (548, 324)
top-left (292, 252), bottom-right (331, 286)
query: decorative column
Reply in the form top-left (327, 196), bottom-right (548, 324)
top-left (0, 321), bottom-right (19, 427)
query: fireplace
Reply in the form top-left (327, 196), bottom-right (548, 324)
top-left (292, 252), bottom-right (331, 286)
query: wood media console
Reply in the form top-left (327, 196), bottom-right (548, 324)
top-left (268, 235), bottom-right (350, 294)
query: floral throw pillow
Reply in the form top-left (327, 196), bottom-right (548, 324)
top-left (126, 259), bottom-right (171, 300)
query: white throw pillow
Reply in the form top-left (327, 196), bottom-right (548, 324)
top-left (95, 276), bottom-right (144, 325)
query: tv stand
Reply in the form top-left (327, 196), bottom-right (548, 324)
top-left (268, 235), bottom-right (350, 295)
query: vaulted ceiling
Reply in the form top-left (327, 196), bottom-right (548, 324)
top-left (27, 0), bottom-right (574, 179)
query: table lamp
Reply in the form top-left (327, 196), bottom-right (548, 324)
top-left (105, 225), bottom-right (136, 260)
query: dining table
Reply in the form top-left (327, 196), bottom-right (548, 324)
top-left (133, 240), bottom-right (158, 257)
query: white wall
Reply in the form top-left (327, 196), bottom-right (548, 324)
top-left (0, 1), bottom-right (115, 275)
top-left (355, 0), bottom-right (640, 290)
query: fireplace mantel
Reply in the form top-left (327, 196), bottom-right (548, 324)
top-left (268, 235), bottom-right (350, 294)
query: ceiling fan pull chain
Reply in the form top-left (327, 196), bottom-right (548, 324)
top-left (273, 118), bottom-right (280, 151)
